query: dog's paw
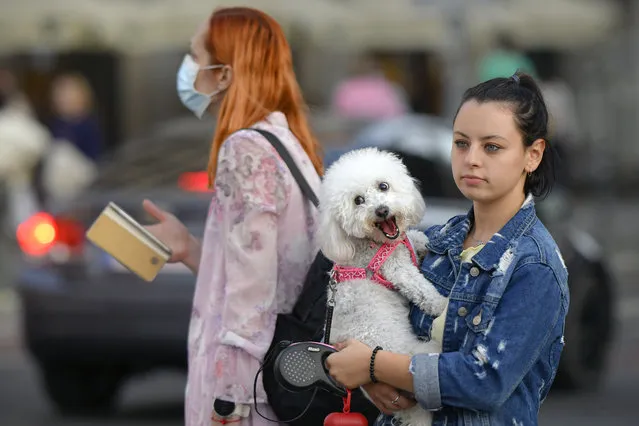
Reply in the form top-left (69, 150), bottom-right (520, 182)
top-left (432, 294), bottom-right (449, 317)
top-left (411, 290), bottom-right (448, 318)
top-left (406, 229), bottom-right (429, 258)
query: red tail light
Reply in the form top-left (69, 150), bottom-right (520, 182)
top-left (178, 171), bottom-right (210, 193)
top-left (16, 212), bottom-right (85, 257)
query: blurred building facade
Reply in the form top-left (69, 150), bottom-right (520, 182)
top-left (0, 0), bottom-right (636, 190)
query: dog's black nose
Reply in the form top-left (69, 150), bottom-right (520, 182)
top-left (375, 205), bottom-right (390, 219)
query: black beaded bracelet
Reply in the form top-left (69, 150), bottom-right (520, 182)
top-left (370, 346), bottom-right (383, 384)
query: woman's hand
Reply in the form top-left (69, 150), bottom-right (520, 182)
top-left (325, 339), bottom-right (374, 389)
top-left (326, 340), bottom-right (418, 413)
top-left (142, 199), bottom-right (200, 271)
top-left (362, 383), bottom-right (417, 415)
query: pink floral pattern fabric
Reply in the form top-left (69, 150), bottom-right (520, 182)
top-left (185, 112), bottom-right (321, 426)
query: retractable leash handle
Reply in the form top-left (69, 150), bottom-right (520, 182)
top-left (252, 341), bottom-right (356, 424)
top-left (253, 342), bottom-right (368, 425)
top-left (253, 341), bottom-right (320, 424)
top-left (273, 342), bottom-right (347, 397)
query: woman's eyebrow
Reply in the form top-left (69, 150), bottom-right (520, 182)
top-left (481, 134), bottom-right (508, 142)
top-left (453, 131), bottom-right (507, 142)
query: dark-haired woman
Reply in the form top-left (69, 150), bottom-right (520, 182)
top-left (325, 72), bottom-right (569, 426)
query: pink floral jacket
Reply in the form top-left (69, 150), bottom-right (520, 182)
top-left (185, 112), bottom-right (321, 425)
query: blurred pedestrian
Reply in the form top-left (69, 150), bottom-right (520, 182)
top-left (142, 7), bottom-right (323, 426)
top-left (478, 34), bottom-right (537, 82)
top-left (331, 54), bottom-right (410, 120)
top-left (0, 68), bottom-right (50, 232)
top-left (49, 73), bottom-right (104, 162)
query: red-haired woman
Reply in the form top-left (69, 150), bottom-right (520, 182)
top-left (143, 7), bottom-right (323, 425)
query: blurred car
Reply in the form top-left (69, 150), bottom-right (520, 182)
top-left (325, 114), bottom-right (616, 392)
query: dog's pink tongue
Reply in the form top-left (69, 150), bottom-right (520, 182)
top-left (380, 219), bottom-right (397, 235)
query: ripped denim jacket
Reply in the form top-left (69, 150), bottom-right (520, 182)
top-left (376, 196), bottom-right (569, 426)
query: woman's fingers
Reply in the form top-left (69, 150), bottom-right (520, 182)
top-left (390, 394), bottom-right (416, 410)
top-left (379, 397), bottom-right (413, 414)
top-left (143, 199), bottom-right (167, 222)
top-left (364, 383), bottom-right (416, 414)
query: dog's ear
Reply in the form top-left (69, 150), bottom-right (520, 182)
top-left (318, 208), bottom-right (355, 264)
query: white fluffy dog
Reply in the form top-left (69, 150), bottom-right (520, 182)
top-left (319, 148), bottom-right (446, 426)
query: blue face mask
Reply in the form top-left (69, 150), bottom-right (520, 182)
top-left (176, 54), bottom-right (225, 119)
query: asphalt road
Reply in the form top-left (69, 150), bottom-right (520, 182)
top-left (0, 194), bottom-right (637, 425)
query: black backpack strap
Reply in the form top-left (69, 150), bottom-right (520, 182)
top-left (243, 128), bottom-right (320, 208)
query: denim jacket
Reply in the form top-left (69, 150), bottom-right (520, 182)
top-left (376, 196), bottom-right (569, 426)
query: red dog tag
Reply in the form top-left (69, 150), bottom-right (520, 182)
top-left (324, 390), bottom-right (368, 426)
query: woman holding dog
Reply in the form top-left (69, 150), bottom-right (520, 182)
top-left (327, 72), bottom-right (568, 426)
top-left (142, 7), bottom-right (323, 426)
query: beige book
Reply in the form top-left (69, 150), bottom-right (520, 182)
top-left (86, 202), bottom-right (172, 282)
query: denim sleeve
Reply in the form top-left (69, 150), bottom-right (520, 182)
top-left (410, 263), bottom-right (565, 412)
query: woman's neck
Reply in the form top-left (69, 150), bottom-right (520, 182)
top-left (469, 192), bottom-right (526, 244)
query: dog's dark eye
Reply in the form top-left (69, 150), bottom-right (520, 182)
top-left (354, 196), bottom-right (365, 205)
top-left (378, 182), bottom-right (389, 191)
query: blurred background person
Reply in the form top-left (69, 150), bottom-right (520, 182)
top-left (331, 53), bottom-right (411, 120)
top-left (30, 73), bottom-right (103, 207)
top-left (477, 34), bottom-right (538, 83)
top-left (49, 73), bottom-right (104, 163)
top-left (0, 66), bottom-right (50, 234)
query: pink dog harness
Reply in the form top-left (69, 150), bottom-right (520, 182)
top-left (332, 236), bottom-right (418, 290)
